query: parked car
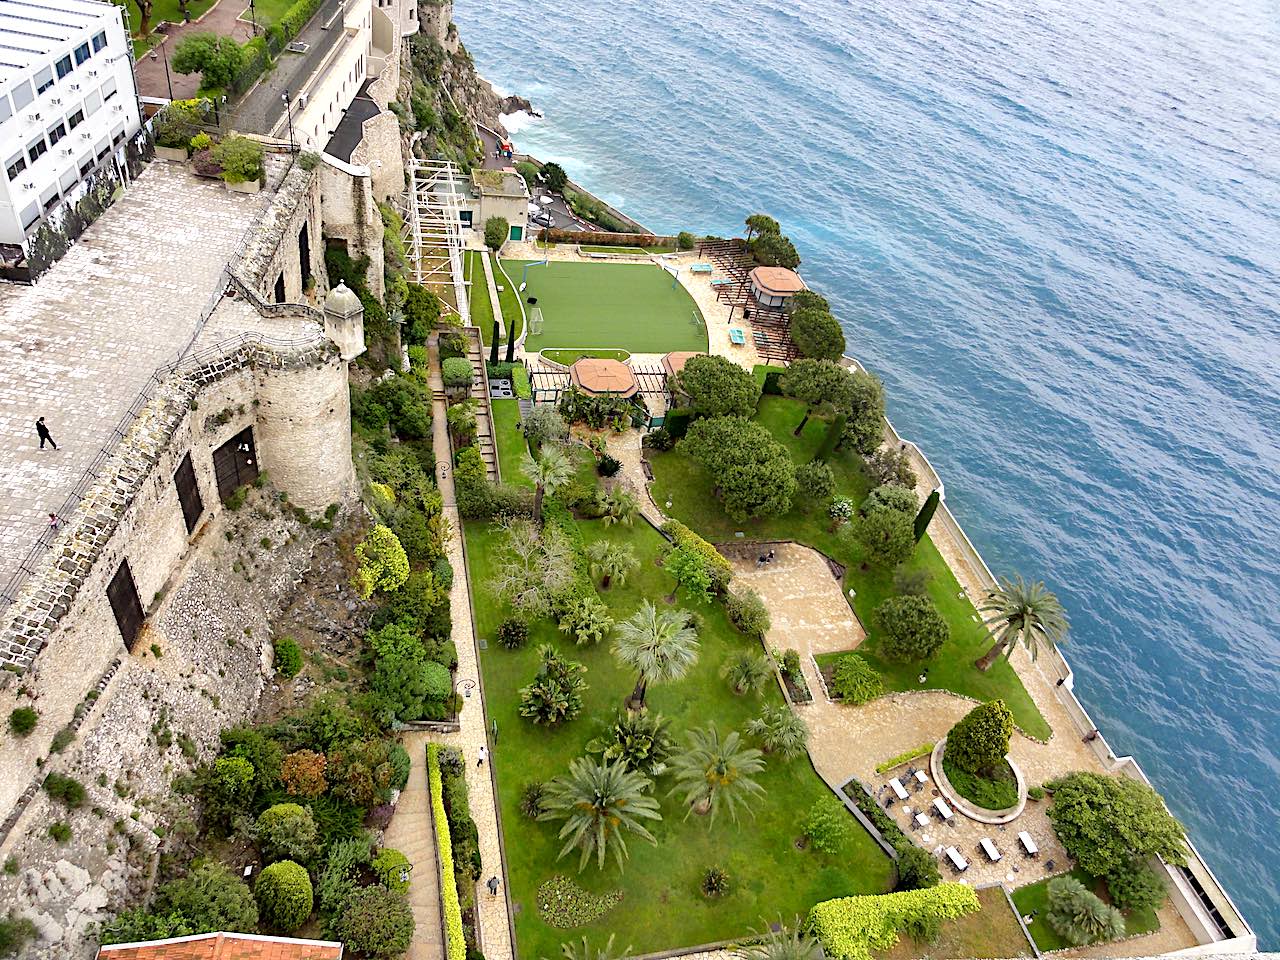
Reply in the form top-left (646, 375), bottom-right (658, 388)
top-left (530, 209), bottom-right (556, 228)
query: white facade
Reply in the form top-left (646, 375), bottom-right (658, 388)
top-left (0, 0), bottom-right (142, 248)
top-left (286, 0), bottom-right (372, 151)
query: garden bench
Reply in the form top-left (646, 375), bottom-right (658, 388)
top-left (691, 263), bottom-right (713, 274)
top-left (729, 328), bottom-right (746, 345)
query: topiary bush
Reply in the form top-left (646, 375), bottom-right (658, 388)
top-left (807, 884), bottom-right (981, 960)
top-left (796, 460), bottom-right (836, 503)
top-left (830, 655), bottom-right (883, 704)
top-left (442, 356), bottom-right (474, 390)
top-left (255, 860), bottom-right (313, 933)
top-left (803, 796), bottom-right (853, 853)
top-left (945, 700), bottom-right (1014, 774)
top-left (372, 847), bottom-right (412, 893)
top-left (327, 885), bottom-right (414, 958)
top-left (873, 594), bottom-right (949, 662)
top-left (273, 636), bottom-right (303, 678)
top-left (428, 745), bottom-right (466, 960)
top-left (254, 803), bottom-right (319, 865)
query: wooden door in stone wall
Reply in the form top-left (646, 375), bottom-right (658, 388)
top-left (213, 427), bottom-right (259, 502)
top-left (107, 560), bottom-right (145, 652)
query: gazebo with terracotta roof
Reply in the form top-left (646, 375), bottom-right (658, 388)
top-left (661, 351), bottom-right (702, 379)
top-left (748, 265), bottom-right (805, 308)
top-left (569, 358), bottom-right (638, 398)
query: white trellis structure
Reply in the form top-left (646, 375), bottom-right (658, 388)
top-left (402, 159), bottom-right (469, 324)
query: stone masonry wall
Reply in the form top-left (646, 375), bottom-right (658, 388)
top-left (318, 158), bottom-right (386, 298)
top-left (352, 111), bottom-right (407, 204)
top-left (238, 160), bottom-right (327, 304)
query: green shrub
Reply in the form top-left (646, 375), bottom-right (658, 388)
top-left (42, 773), bottom-right (86, 808)
top-left (701, 866), bottom-right (730, 897)
top-left (874, 744), bottom-right (934, 775)
top-left (428, 745), bottom-right (466, 960)
top-left (1027, 785), bottom-right (1046, 801)
top-left (157, 861), bottom-right (259, 933)
top-left (894, 844), bottom-right (941, 891)
top-left (0, 914), bottom-right (37, 956)
top-left (255, 803), bottom-right (319, 864)
top-left (663, 407), bottom-right (693, 438)
top-left (496, 618), bottom-right (529, 649)
top-left (725, 586), bottom-right (771, 638)
top-left (454, 446), bottom-right (493, 519)
top-left (873, 595), bottom-right (949, 662)
top-left (351, 525), bottom-right (410, 599)
top-left (327, 885), bottom-right (414, 958)
top-left (255, 860), bottom-right (312, 932)
top-left (830, 655), bottom-right (883, 704)
top-left (807, 884), bottom-right (981, 960)
top-left (190, 132), bottom-right (213, 152)
top-left (519, 781), bottom-right (546, 819)
top-left (273, 636), bottom-right (303, 678)
top-left (8, 707), bottom-right (37, 736)
top-left (863, 483), bottom-right (917, 516)
top-left (677, 230), bottom-right (696, 250)
top-left (1045, 771), bottom-right (1187, 877)
top-left (484, 215), bottom-right (509, 250)
top-left (372, 847), bottom-right (412, 893)
top-left (803, 796), bottom-right (853, 853)
top-left (945, 700), bottom-right (1014, 774)
top-left (796, 460), bottom-right (836, 503)
top-left (442, 356), bottom-right (474, 390)
top-left (212, 135), bottom-right (265, 185)
top-left (316, 835), bottom-right (372, 916)
top-left (1106, 858), bottom-right (1168, 913)
top-left (48, 822), bottom-right (71, 843)
top-left (660, 519), bottom-right (733, 592)
top-left (49, 724), bottom-right (75, 753)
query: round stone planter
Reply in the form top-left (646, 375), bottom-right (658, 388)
top-left (930, 737), bottom-right (1027, 825)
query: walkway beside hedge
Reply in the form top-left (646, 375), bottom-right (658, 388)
top-left (383, 730), bottom-right (444, 960)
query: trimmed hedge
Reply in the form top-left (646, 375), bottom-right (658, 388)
top-left (660, 519), bottom-right (733, 592)
top-left (874, 743), bottom-right (935, 775)
top-left (808, 884), bottom-right (981, 960)
top-left (663, 407), bottom-right (694, 439)
top-left (279, 0), bottom-right (324, 39)
top-left (427, 744), bottom-right (466, 960)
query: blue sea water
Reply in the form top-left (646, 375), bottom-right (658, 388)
top-left (454, 0), bottom-right (1280, 943)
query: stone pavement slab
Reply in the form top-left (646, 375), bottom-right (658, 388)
top-left (383, 729), bottom-right (445, 960)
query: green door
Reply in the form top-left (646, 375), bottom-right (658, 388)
top-left (509, 224), bottom-right (523, 241)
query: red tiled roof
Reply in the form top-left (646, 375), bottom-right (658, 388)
top-left (662, 351), bottom-right (702, 377)
top-left (97, 932), bottom-right (343, 960)
top-left (569, 358), bottom-right (638, 397)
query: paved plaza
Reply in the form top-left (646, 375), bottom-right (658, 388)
top-left (0, 161), bottom-right (274, 597)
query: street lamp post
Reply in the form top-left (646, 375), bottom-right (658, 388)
top-left (150, 47), bottom-right (174, 101)
top-left (281, 90), bottom-right (295, 151)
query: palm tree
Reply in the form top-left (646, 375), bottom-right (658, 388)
top-left (668, 725), bottom-right (766, 823)
top-left (584, 540), bottom-right (638, 590)
top-left (746, 706), bottom-right (809, 760)
top-left (612, 600), bottom-right (700, 710)
top-left (537, 757), bottom-right (661, 871)
top-left (600, 488), bottom-right (638, 527)
top-left (742, 919), bottom-right (824, 960)
top-left (522, 447), bottom-right (572, 524)
top-left (720, 651), bottom-right (771, 695)
top-left (975, 575), bottom-right (1070, 671)
top-left (557, 934), bottom-right (631, 960)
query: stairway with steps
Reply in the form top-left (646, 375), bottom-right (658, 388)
top-left (463, 333), bottom-right (499, 481)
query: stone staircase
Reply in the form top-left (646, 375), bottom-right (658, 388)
top-left (463, 332), bottom-right (498, 481)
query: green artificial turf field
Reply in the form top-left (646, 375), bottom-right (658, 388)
top-left (503, 259), bottom-right (708, 354)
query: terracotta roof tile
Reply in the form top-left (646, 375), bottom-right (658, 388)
top-left (569, 358), bottom-right (638, 397)
top-left (748, 265), bottom-right (805, 294)
top-left (98, 932), bottom-right (342, 960)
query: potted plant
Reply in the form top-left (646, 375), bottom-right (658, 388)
top-left (152, 99), bottom-right (206, 161)
top-left (213, 134), bottom-right (265, 194)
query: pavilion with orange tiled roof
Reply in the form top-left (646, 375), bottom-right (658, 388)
top-left (748, 265), bottom-right (805, 307)
top-left (568, 358), bottom-right (639, 398)
top-left (96, 932), bottom-right (344, 960)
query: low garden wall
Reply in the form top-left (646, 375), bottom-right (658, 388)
top-left (929, 738), bottom-right (1026, 825)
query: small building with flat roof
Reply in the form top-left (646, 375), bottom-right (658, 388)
top-left (661, 351), bottom-right (701, 379)
top-left (569, 357), bottom-right (638, 398)
top-left (748, 265), bottom-right (804, 308)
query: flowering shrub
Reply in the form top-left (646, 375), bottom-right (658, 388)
top-left (427, 745), bottom-right (466, 960)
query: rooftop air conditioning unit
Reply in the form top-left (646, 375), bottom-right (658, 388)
top-left (22, 182), bottom-right (34, 190)
top-left (49, 97), bottom-right (61, 104)
top-left (62, 147), bottom-right (73, 155)
top-left (30, 112), bottom-right (41, 120)
top-left (69, 83), bottom-right (80, 90)
top-left (80, 132), bottom-right (92, 139)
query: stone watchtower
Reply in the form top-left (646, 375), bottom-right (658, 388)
top-left (323, 282), bottom-right (366, 361)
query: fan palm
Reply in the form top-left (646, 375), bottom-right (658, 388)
top-left (975, 575), bottom-right (1070, 671)
top-left (584, 540), bottom-right (638, 589)
top-left (742, 919), bottom-right (824, 960)
top-left (746, 706), bottom-right (809, 759)
top-left (557, 934), bottom-right (631, 960)
top-left (600, 488), bottom-right (638, 527)
top-left (522, 447), bottom-right (573, 524)
top-left (720, 651), bottom-right (772, 695)
top-left (668, 725), bottom-right (766, 823)
top-left (537, 757), bottom-right (661, 871)
top-left (612, 601), bottom-right (700, 710)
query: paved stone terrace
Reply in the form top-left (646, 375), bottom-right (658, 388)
top-left (0, 161), bottom-right (273, 595)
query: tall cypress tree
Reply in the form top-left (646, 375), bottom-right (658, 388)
top-left (914, 489), bottom-right (940, 542)
top-left (489, 321), bottom-right (500, 365)
top-left (504, 319), bottom-right (516, 364)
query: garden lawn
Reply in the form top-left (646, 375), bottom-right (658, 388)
top-left (874, 885), bottom-right (1033, 959)
top-left (648, 394), bottom-right (1051, 740)
top-left (491, 255), bottom-right (524, 344)
top-left (463, 434), bottom-right (892, 955)
top-left (468, 251), bottom-right (496, 346)
top-left (1011, 869), bottom-right (1160, 952)
top-left (491, 399), bottom-right (530, 488)
top-left (503, 259), bottom-right (707, 354)
top-left (541, 348), bottom-right (631, 365)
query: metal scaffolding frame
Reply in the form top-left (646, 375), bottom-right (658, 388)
top-left (403, 159), bottom-right (469, 323)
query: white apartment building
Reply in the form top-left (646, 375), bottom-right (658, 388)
top-left (0, 0), bottom-right (142, 250)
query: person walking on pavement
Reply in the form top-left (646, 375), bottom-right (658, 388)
top-left (477, 745), bottom-right (488, 767)
top-left (35, 417), bottom-right (57, 450)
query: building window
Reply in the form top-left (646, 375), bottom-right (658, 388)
top-left (92, 30), bottom-right (108, 52)
top-left (56, 55), bottom-right (73, 79)
top-left (74, 42), bottom-right (91, 65)
top-left (103, 77), bottom-right (118, 101)
top-left (34, 68), bottom-right (54, 94)
top-left (28, 139), bottom-right (48, 164)
top-left (68, 108), bottom-right (84, 129)
top-left (86, 90), bottom-right (102, 114)
top-left (79, 155), bottom-right (94, 175)
top-left (96, 139), bottom-right (109, 160)
top-left (274, 273), bottom-right (286, 303)
top-left (48, 123), bottom-right (67, 146)
top-left (60, 167), bottom-right (78, 192)
top-left (5, 153), bottom-right (26, 180)
top-left (459, 209), bottom-right (472, 226)
top-left (0, 95), bottom-right (10, 124)
top-left (21, 202), bottom-right (40, 230)
top-left (11, 80), bottom-right (34, 111)
top-left (41, 185), bottom-right (60, 212)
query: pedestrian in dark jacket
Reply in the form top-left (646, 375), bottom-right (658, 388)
top-left (35, 417), bottom-right (57, 450)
